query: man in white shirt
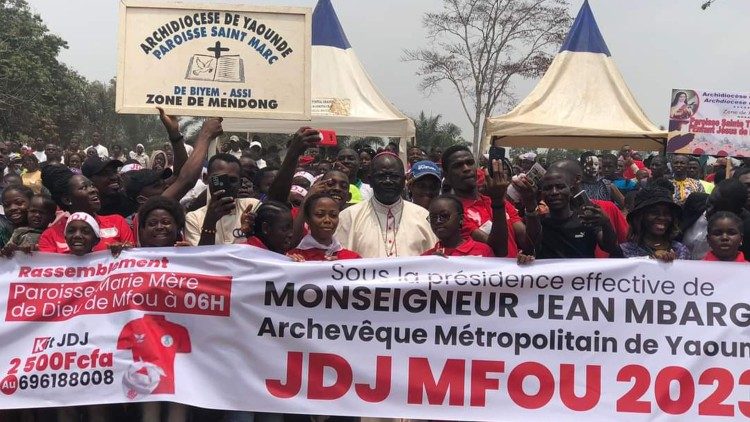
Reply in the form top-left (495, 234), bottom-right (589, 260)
top-left (32, 138), bottom-right (46, 163)
top-left (185, 153), bottom-right (259, 245)
top-left (228, 135), bottom-right (243, 159)
top-left (88, 132), bottom-right (109, 159)
top-left (247, 140), bottom-right (267, 169)
top-left (335, 152), bottom-right (436, 258)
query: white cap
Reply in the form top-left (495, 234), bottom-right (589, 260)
top-left (229, 135), bottom-right (240, 142)
top-left (122, 361), bottom-right (165, 400)
top-left (66, 213), bottom-right (100, 239)
top-left (290, 185), bottom-right (308, 197)
top-left (249, 141), bottom-right (262, 149)
top-left (120, 163), bottom-right (143, 174)
top-left (293, 171), bottom-right (315, 184)
top-left (519, 152), bottom-right (537, 161)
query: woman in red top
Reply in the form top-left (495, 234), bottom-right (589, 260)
top-left (422, 195), bottom-right (494, 257)
top-left (37, 164), bottom-right (134, 253)
top-left (287, 193), bottom-right (360, 260)
top-left (704, 211), bottom-right (746, 262)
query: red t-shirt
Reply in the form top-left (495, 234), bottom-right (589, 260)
top-left (460, 195), bottom-right (521, 257)
top-left (117, 314), bottom-right (191, 394)
top-left (623, 160), bottom-right (645, 179)
top-left (703, 251), bottom-right (746, 262)
top-left (37, 213), bottom-right (135, 254)
top-left (287, 247), bottom-right (361, 261)
top-left (422, 238), bottom-right (495, 257)
top-left (592, 199), bottom-right (628, 258)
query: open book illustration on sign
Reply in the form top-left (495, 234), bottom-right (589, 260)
top-left (185, 41), bottom-right (245, 83)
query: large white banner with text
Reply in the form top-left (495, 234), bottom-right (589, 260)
top-left (0, 245), bottom-right (748, 421)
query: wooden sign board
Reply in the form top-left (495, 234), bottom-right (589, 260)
top-left (117, 1), bottom-right (312, 120)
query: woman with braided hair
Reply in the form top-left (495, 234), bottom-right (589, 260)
top-left (37, 164), bottom-right (134, 254)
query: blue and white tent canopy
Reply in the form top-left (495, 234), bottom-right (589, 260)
top-left (224, 0), bottom-right (415, 141)
top-left (482, 0), bottom-right (665, 151)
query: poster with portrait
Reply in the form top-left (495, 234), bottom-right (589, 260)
top-left (667, 88), bottom-right (750, 157)
top-left (116, 1), bottom-right (312, 120)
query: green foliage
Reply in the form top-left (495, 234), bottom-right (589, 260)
top-left (0, 1), bottom-right (184, 151)
top-left (0, 0), bottom-right (76, 139)
top-left (413, 111), bottom-right (466, 150)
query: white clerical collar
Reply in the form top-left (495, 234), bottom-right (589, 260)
top-left (296, 234), bottom-right (343, 255)
top-left (370, 196), bottom-right (404, 214)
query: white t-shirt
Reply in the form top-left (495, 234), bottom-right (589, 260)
top-left (33, 151), bottom-right (46, 163)
top-left (89, 144), bottom-right (109, 159)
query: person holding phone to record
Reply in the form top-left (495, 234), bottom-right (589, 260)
top-left (523, 167), bottom-right (621, 259)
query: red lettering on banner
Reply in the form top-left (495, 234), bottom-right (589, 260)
top-left (5, 272), bottom-right (231, 321)
top-left (617, 364), bottom-right (651, 413)
top-left (738, 370), bottom-right (750, 417)
top-left (559, 364), bottom-right (600, 411)
top-left (507, 362), bottom-right (554, 409)
top-left (698, 368), bottom-right (734, 416)
top-left (266, 352), bottom-right (393, 402)
top-left (654, 366), bottom-right (694, 414)
top-left (354, 356), bottom-right (392, 403)
top-left (469, 360), bottom-right (504, 407)
top-left (266, 351), bottom-right (303, 399)
top-left (308, 353), bottom-right (353, 400)
top-left (407, 357), bottom-right (465, 406)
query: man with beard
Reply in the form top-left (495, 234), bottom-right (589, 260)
top-left (441, 145), bottom-right (527, 257)
top-left (335, 152), bottom-right (435, 258)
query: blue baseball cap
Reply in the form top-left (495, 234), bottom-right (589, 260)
top-left (411, 160), bottom-right (442, 181)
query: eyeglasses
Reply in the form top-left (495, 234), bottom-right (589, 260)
top-left (427, 214), bottom-right (452, 224)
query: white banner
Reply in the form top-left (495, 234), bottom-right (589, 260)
top-left (0, 245), bottom-right (749, 421)
top-left (116, 1), bottom-right (312, 119)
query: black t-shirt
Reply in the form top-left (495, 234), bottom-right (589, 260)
top-left (538, 213), bottom-right (599, 259)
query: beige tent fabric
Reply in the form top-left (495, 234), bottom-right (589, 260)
top-left (223, 46), bottom-right (415, 143)
top-left (482, 51), bottom-right (666, 152)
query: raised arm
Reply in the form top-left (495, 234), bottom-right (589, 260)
top-left (267, 127), bottom-right (319, 204)
top-left (162, 115), bottom-right (223, 201)
top-left (157, 107), bottom-right (188, 176)
top-left (483, 160), bottom-right (509, 257)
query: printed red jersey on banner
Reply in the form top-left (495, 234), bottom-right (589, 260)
top-left (117, 314), bottom-right (191, 394)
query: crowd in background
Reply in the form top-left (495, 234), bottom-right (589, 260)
top-left (2, 109), bottom-right (750, 421)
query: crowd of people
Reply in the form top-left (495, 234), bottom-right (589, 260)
top-left (2, 109), bottom-right (749, 421)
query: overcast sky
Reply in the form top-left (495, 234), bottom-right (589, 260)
top-left (25, 0), bottom-right (750, 140)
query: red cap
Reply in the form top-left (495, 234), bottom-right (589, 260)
top-left (298, 155), bottom-right (315, 166)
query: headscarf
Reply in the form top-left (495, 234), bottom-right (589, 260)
top-left (65, 212), bottom-right (101, 239)
top-left (149, 150), bottom-right (167, 170)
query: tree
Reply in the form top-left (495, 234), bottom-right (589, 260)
top-left (0, 0), bottom-right (81, 139)
top-left (413, 111), bottom-right (466, 150)
top-left (404, 0), bottom-right (570, 156)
